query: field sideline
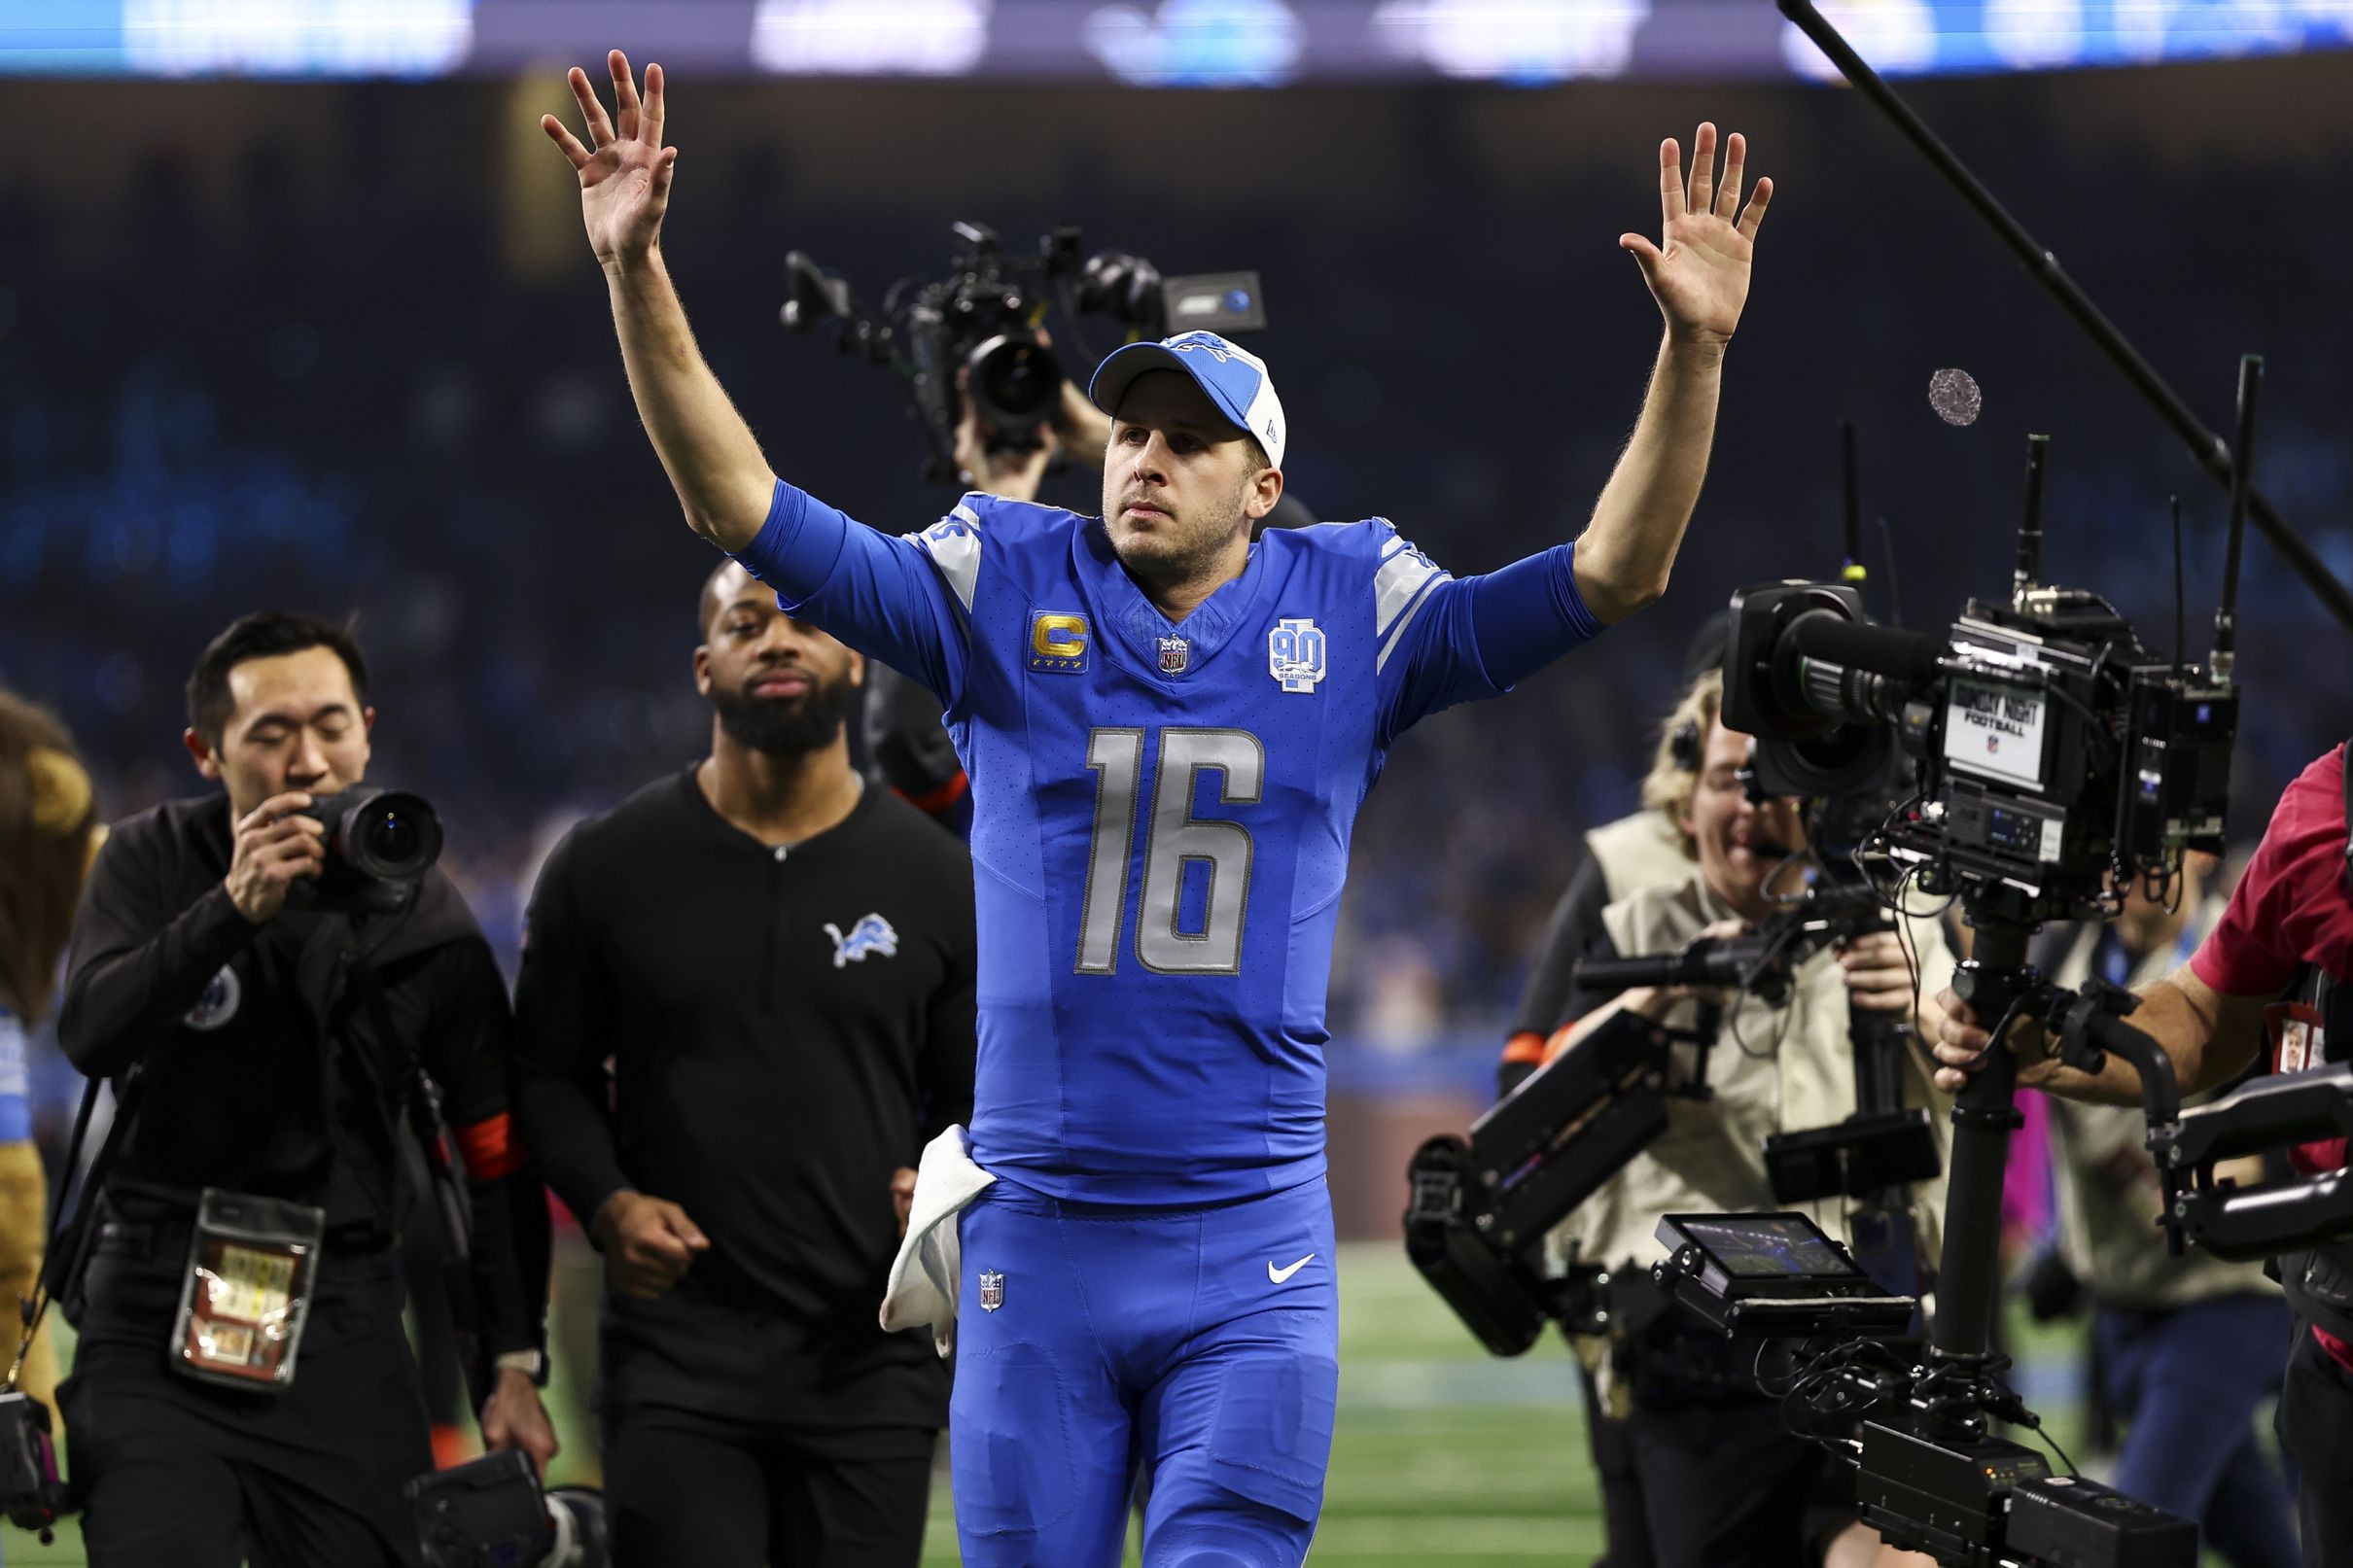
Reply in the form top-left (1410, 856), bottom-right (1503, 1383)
top-left (9, 1241), bottom-right (2129, 1567)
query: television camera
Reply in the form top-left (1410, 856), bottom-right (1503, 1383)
top-left (781, 223), bottom-right (1265, 484)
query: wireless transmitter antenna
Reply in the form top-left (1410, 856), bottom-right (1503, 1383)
top-left (2014, 434), bottom-right (2049, 604)
top-left (2211, 354), bottom-right (2262, 684)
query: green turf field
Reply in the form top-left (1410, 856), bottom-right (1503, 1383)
top-left (1, 1242), bottom-right (2152, 1567)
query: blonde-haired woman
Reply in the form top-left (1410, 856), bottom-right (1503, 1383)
top-left (1531, 669), bottom-right (1952, 1568)
top-left (0, 689), bottom-right (105, 1422)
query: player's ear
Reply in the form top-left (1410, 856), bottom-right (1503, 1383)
top-left (1244, 466), bottom-right (1284, 523)
top-left (692, 644), bottom-right (714, 698)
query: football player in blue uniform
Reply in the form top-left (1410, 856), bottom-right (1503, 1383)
top-left (548, 52), bottom-right (1773, 1568)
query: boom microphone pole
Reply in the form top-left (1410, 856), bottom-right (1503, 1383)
top-left (1776, 0), bottom-right (2353, 640)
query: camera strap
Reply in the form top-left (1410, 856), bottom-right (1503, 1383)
top-left (6, 1065), bottom-right (145, 1392)
top-left (340, 957), bottom-right (489, 1409)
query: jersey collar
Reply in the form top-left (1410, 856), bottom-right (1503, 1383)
top-left (1078, 518), bottom-right (1271, 682)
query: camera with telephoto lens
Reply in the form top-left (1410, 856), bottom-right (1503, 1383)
top-left (406, 1449), bottom-right (607, 1568)
top-left (1722, 578), bottom-right (2234, 926)
top-left (1720, 437), bottom-right (2236, 928)
top-left (290, 785), bottom-right (444, 915)
top-left (782, 222), bottom-right (1267, 484)
top-left (1681, 423), bottom-right (2265, 1568)
top-left (0, 1391), bottom-right (67, 1544)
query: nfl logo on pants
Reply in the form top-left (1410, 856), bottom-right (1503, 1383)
top-left (979, 1270), bottom-right (1004, 1311)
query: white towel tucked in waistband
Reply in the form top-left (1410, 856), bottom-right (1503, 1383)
top-left (879, 1124), bottom-right (997, 1358)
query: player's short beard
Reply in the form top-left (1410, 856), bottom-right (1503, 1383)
top-left (1106, 473), bottom-right (1255, 597)
top-left (710, 671), bottom-right (852, 757)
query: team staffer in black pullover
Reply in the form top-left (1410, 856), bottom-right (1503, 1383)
top-left (55, 612), bottom-right (556, 1568)
top-left (513, 560), bottom-right (976, 1567)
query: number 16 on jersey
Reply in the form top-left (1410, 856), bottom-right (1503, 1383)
top-left (1076, 727), bottom-right (1265, 977)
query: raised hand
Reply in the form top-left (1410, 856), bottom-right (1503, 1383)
top-left (543, 51), bottom-right (676, 272)
top-left (1620, 123), bottom-right (1773, 351)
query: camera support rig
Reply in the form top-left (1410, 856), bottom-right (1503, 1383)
top-left (1404, 864), bottom-right (1933, 1356)
top-left (1405, 1000), bottom-right (1720, 1356)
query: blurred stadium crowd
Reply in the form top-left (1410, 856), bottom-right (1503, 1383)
top-left (1, 58), bottom-right (2348, 1105)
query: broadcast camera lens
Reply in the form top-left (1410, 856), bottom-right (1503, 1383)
top-left (967, 334), bottom-right (1061, 429)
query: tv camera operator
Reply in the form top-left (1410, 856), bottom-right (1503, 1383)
top-left (53, 612), bottom-right (555, 1568)
top-left (1490, 638), bottom-right (1728, 1568)
top-left (511, 563), bottom-right (977, 1568)
top-left (1540, 670), bottom-right (1953, 1568)
top-left (1933, 742), bottom-right (2353, 1566)
top-left (2029, 859), bottom-right (2297, 1568)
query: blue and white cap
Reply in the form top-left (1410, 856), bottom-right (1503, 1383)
top-left (1086, 331), bottom-right (1285, 470)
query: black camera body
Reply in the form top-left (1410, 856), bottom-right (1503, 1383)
top-left (1723, 579), bottom-right (2235, 927)
top-left (783, 222), bottom-right (1267, 483)
top-left (290, 785), bottom-right (443, 915)
top-left (0, 1391), bottom-right (66, 1542)
top-left (405, 1449), bottom-right (607, 1568)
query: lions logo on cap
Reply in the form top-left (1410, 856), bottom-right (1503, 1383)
top-left (183, 965), bottom-right (242, 1032)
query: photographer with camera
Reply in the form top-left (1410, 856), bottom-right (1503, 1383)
top-left (1539, 671), bottom-right (1951, 1568)
top-left (2025, 857), bottom-right (2298, 1568)
top-left (1933, 742), bottom-right (2353, 1566)
top-left (511, 562), bottom-right (976, 1568)
top-left (52, 612), bottom-right (555, 1568)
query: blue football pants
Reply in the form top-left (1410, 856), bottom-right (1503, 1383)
top-left (949, 1176), bottom-right (1339, 1568)
top-left (2095, 1293), bottom-right (2299, 1568)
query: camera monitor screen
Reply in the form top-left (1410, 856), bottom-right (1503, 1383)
top-left (1677, 1216), bottom-right (1860, 1280)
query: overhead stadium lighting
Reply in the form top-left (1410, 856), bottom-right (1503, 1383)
top-left (1370, 0), bottom-right (1651, 83)
top-left (1781, 0), bottom-right (1938, 79)
top-left (1084, 0), bottom-right (1304, 87)
top-left (1785, 0), bottom-right (2353, 77)
top-left (121, 0), bottom-right (471, 77)
top-left (751, 0), bottom-right (993, 77)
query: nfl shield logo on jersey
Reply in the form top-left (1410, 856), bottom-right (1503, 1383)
top-left (979, 1270), bottom-right (1005, 1311)
top-left (1268, 617), bottom-right (1326, 693)
top-left (1156, 636), bottom-right (1191, 675)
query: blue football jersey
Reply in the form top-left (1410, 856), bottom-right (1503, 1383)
top-left (740, 483), bottom-right (1602, 1202)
